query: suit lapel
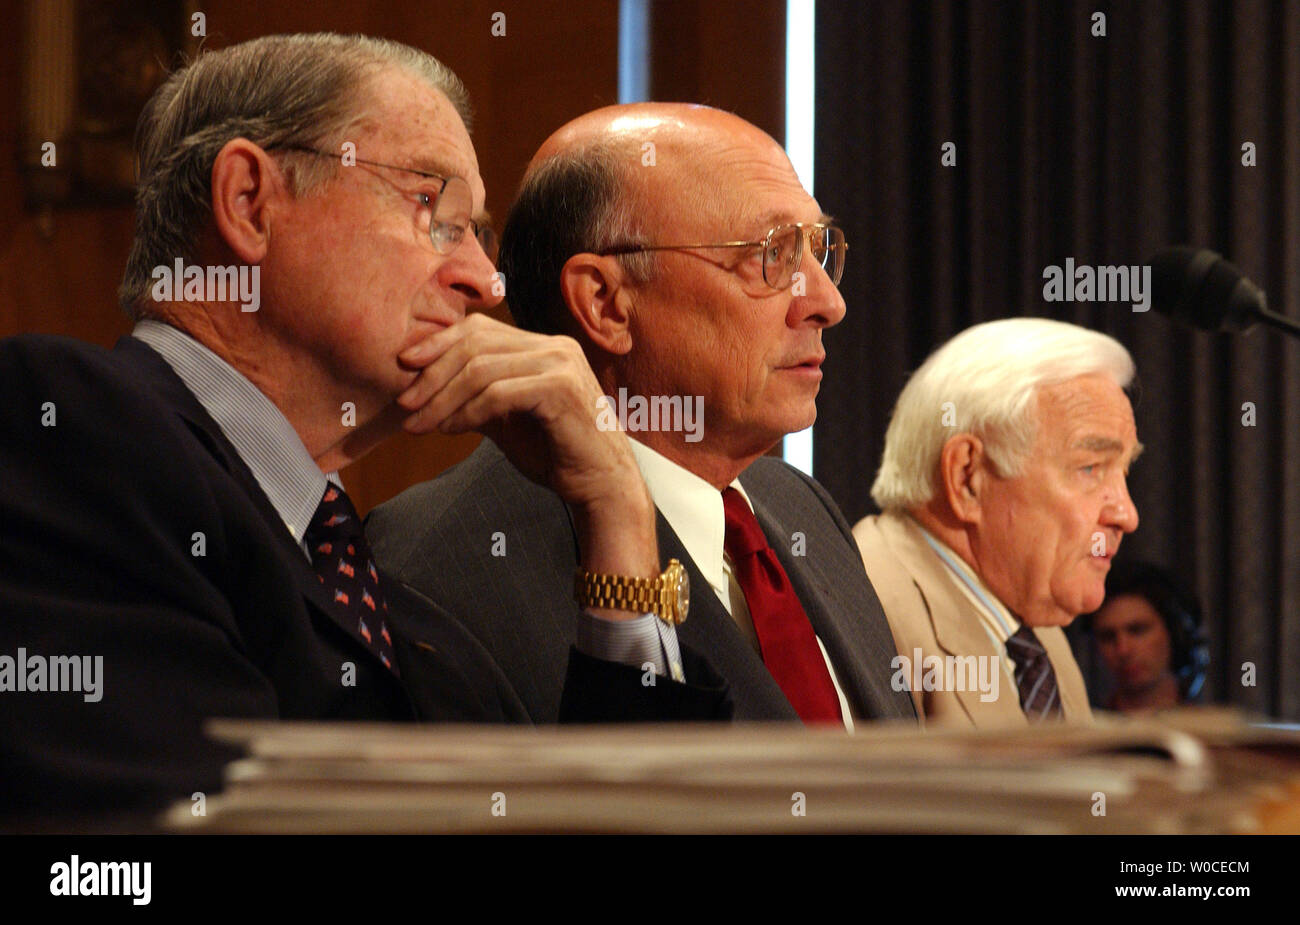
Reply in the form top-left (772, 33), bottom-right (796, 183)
top-left (116, 337), bottom-right (399, 677)
top-left (747, 490), bottom-right (910, 721)
top-left (879, 514), bottom-right (1028, 725)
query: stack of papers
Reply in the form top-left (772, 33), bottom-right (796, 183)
top-left (164, 709), bottom-right (1300, 833)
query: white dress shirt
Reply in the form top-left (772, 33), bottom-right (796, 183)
top-left (628, 440), bottom-right (855, 730)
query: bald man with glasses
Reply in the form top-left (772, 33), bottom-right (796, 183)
top-left (369, 103), bottom-right (916, 728)
top-left (0, 39), bottom-right (733, 818)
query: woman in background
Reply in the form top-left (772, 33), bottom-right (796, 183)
top-left (1086, 560), bottom-right (1209, 713)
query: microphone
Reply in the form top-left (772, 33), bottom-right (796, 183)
top-left (1148, 246), bottom-right (1300, 337)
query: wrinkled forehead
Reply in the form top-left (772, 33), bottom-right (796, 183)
top-left (638, 127), bottom-right (820, 236)
top-left (355, 68), bottom-right (486, 211)
top-left (1034, 374), bottom-right (1140, 452)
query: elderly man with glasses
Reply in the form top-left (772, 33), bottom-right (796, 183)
top-left (369, 103), bottom-right (917, 728)
top-left (0, 38), bottom-right (733, 817)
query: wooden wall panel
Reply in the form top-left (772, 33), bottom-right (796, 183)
top-left (649, 0), bottom-right (786, 142)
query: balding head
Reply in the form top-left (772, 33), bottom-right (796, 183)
top-left (530, 102), bottom-right (780, 176)
top-left (500, 103), bottom-right (795, 336)
top-left (500, 102), bottom-right (844, 485)
top-left (528, 103), bottom-right (698, 165)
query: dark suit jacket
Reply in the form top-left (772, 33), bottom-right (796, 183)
top-left (369, 440), bottom-right (917, 724)
top-left (0, 335), bottom-right (730, 815)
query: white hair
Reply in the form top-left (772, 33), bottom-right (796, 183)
top-left (870, 317), bottom-right (1136, 512)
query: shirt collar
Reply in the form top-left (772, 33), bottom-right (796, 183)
top-left (910, 516), bottom-right (1020, 643)
top-left (627, 440), bottom-right (754, 602)
top-left (132, 320), bottom-right (335, 550)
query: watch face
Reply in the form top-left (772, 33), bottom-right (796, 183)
top-left (674, 566), bottom-right (689, 622)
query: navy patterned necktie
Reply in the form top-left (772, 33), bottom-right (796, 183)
top-left (1005, 624), bottom-right (1060, 720)
top-left (303, 484), bottom-right (399, 676)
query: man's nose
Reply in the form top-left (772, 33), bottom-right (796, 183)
top-left (1103, 475), bottom-right (1140, 534)
top-left (788, 241), bottom-right (846, 328)
top-left (441, 233), bottom-right (503, 312)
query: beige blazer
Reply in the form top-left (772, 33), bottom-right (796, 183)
top-left (852, 512), bottom-right (1092, 729)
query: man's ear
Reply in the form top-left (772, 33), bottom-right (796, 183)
top-left (937, 433), bottom-right (989, 525)
top-left (209, 138), bottom-right (285, 265)
top-left (559, 253), bottom-right (635, 355)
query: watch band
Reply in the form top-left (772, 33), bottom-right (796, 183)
top-left (574, 558), bottom-right (689, 625)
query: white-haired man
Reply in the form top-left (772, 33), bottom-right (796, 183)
top-left (854, 318), bottom-right (1142, 728)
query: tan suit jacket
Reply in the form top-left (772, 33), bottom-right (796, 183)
top-left (852, 511), bottom-right (1092, 729)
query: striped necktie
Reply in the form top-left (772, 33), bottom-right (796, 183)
top-left (1005, 624), bottom-right (1060, 720)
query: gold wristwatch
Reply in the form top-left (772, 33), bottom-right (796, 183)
top-left (574, 558), bottom-right (690, 625)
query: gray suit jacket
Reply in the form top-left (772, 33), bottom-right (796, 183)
top-left (368, 440), bottom-right (917, 724)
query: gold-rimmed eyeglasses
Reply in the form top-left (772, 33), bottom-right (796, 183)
top-left (272, 144), bottom-right (497, 261)
top-left (598, 222), bottom-right (846, 291)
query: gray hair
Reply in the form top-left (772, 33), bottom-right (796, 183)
top-left (871, 317), bottom-right (1136, 512)
top-left (119, 33), bottom-right (470, 316)
top-left (499, 139), bottom-right (655, 336)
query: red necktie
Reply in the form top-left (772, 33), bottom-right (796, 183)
top-left (722, 488), bottom-right (843, 724)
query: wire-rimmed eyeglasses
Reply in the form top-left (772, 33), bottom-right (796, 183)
top-left (598, 222), bottom-right (846, 291)
top-left (272, 144), bottom-right (497, 260)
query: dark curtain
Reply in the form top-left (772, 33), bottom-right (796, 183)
top-left (815, 0), bottom-right (1300, 719)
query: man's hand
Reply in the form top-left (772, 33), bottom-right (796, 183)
top-left (396, 314), bottom-right (659, 617)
